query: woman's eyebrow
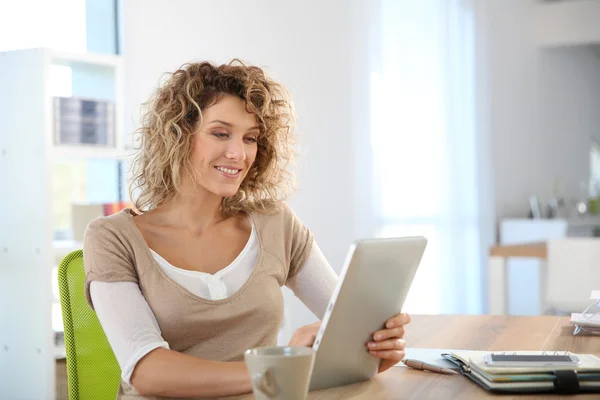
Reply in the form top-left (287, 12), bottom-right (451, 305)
top-left (208, 119), bottom-right (260, 131)
top-left (208, 119), bottom-right (233, 127)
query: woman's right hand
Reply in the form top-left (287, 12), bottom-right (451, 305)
top-left (288, 322), bottom-right (321, 347)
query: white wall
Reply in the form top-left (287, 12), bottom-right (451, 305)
top-left (122, 0), bottom-right (376, 337)
top-left (538, 47), bottom-right (600, 197)
top-left (482, 0), bottom-right (600, 222)
top-left (478, 0), bottom-right (600, 315)
top-left (121, 0), bottom-right (600, 322)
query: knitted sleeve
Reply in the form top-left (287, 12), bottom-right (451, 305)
top-left (281, 203), bottom-right (314, 280)
top-left (83, 217), bottom-right (139, 309)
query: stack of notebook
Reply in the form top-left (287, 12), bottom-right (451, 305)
top-left (442, 351), bottom-right (600, 394)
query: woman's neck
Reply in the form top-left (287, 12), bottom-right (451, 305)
top-left (152, 189), bottom-right (228, 236)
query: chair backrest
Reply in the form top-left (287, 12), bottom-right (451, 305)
top-left (545, 238), bottom-right (600, 313)
top-left (58, 250), bottom-right (121, 399)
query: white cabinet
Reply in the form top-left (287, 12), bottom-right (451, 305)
top-left (499, 217), bottom-right (600, 315)
top-left (0, 48), bottom-right (124, 400)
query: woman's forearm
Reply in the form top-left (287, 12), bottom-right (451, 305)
top-left (131, 348), bottom-right (252, 398)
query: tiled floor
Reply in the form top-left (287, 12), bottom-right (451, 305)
top-left (56, 360), bottom-right (68, 400)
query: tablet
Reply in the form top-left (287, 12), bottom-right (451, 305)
top-left (309, 236), bottom-right (427, 391)
top-left (483, 353), bottom-right (580, 367)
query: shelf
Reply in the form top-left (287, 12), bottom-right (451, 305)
top-left (52, 144), bottom-right (128, 160)
top-left (49, 49), bottom-right (122, 68)
top-left (55, 343), bottom-right (66, 360)
top-left (54, 324), bottom-right (65, 360)
top-left (502, 215), bottom-right (600, 228)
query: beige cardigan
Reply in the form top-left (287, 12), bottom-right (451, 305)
top-left (83, 203), bottom-right (313, 399)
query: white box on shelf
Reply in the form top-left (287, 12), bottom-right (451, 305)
top-left (72, 203), bottom-right (104, 242)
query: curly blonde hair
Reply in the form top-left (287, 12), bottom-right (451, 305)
top-left (129, 60), bottom-right (297, 215)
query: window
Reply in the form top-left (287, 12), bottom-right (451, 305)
top-left (373, 0), bottom-right (481, 314)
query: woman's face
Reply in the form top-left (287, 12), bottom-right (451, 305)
top-left (189, 94), bottom-right (259, 199)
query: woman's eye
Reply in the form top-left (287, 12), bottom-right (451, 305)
top-left (245, 136), bottom-right (258, 144)
top-left (212, 132), bottom-right (229, 138)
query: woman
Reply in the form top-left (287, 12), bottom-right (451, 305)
top-left (83, 60), bottom-right (410, 399)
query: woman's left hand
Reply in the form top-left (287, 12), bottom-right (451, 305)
top-left (367, 313), bottom-right (411, 373)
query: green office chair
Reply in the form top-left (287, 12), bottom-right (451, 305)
top-left (58, 250), bottom-right (121, 399)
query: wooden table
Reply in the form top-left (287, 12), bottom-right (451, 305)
top-left (228, 315), bottom-right (600, 399)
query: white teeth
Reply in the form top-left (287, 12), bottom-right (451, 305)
top-left (216, 166), bottom-right (240, 175)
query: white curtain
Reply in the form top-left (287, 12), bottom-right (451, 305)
top-left (371, 0), bottom-right (481, 314)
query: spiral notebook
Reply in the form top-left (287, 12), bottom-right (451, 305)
top-left (442, 350), bottom-right (600, 394)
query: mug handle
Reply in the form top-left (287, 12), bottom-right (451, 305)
top-left (252, 368), bottom-right (279, 398)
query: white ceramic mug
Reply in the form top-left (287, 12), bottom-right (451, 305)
top-left (244, 346), bottom-right (315, 400)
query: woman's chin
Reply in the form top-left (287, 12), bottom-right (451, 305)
top-left (201, 181), bottom-right (242, 199)
top-left (212, 187), bottom-right (240, 199)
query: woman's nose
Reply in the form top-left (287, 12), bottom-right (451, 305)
top-left (225, 138), bottom-right (246, 161)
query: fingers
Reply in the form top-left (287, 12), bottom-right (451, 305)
top-left (288, 322), bottom-right (321, 347)
top-left (369, 313), bottom-right (411, 374)
top-left (372, 313), bottom-right (410, 340)
top-left (369, 349), bottom-right (405, 361)
top-left (386, 313), bottom-right (411, 328)
top-left (367, 338), bottom-right (406, 351)
top-left (372, 326), bottom-right (405, 341)
top-left (289, 332), bottom-right (316, 347)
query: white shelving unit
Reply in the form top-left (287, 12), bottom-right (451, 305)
top-left (0, 47), bottom-right (125, 400)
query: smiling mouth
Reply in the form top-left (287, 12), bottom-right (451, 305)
top-left (215, 166), bottom-right (242, 177)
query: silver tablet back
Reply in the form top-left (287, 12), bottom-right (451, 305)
top-left (309, 236), bottom-right (427, 391)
